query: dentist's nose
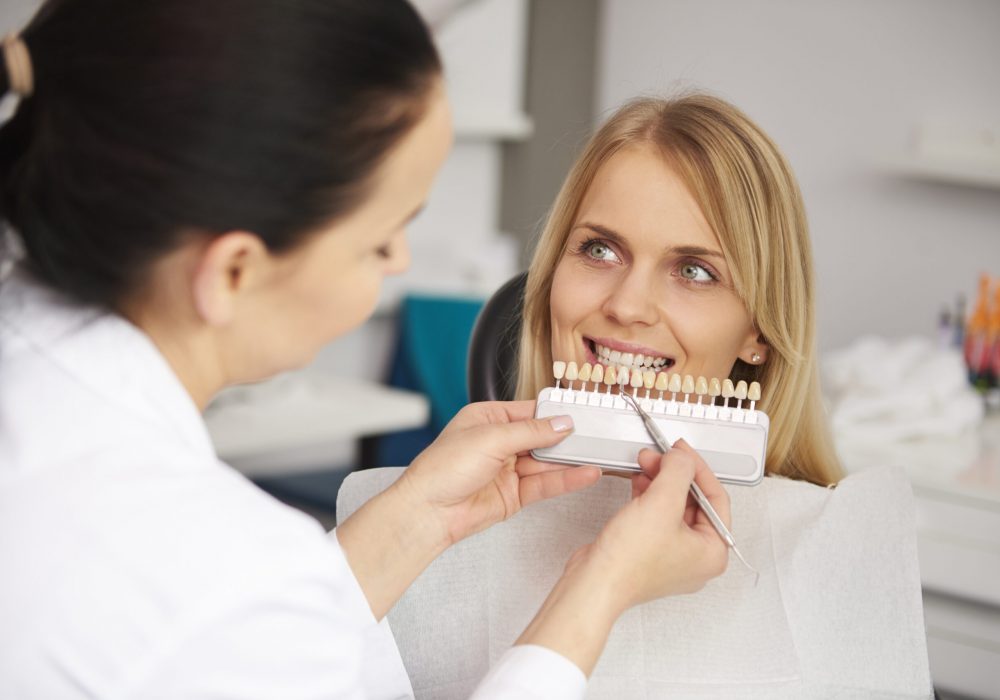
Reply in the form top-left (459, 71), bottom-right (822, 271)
top-left (601, 267), bottom-right (659, 327)
top-left (384, 232), bottom-right (411, 276)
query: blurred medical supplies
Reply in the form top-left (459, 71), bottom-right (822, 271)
top-left (941, 274), bottom-right (1000, 410)
top-left (532, 361), bottom-right (768, 486)
top-left (824, 335), bottom-right (984, 446)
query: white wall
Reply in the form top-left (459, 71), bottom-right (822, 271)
top-left (597, 0), bottom-right (1000, 351)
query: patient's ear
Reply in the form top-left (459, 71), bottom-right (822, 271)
top-left (739, 331), bottom-right (769, 365)
top-left (191, 231), bottom-right (269, 326)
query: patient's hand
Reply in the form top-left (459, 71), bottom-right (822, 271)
top-left (399, 400), bottom-right (602, 546)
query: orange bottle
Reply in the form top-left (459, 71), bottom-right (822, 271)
top-left (989, 280), bottom-right (1000, 388)
top-left (964, 273), bottom-right (990, 386)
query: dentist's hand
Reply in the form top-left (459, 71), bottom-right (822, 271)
top-left (516, 440), bottom-right (731, 675)
top-left (399, 400), bottom-right (601, 546)
top-left (337, 400), bottom-right (600, 619)
top-left (589, 441), bottom-right (731, 605)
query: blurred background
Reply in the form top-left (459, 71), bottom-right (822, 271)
top-left (2, 1), bottom-right (998, 696)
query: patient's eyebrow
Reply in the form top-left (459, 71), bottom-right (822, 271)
top-left (667, 244), bottom-right (726, 260)
top-left (572, 222), bottom-right (725, 260)
top-left (572, 222), bottom-right (628, 247)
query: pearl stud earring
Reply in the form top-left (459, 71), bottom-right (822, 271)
top-left (750, 352), bottom-right (761, 364)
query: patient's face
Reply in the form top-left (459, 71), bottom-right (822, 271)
top-left (549, 145), bottom-right (759, 384)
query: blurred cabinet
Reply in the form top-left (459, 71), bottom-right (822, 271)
top-left (838, 414), bottom-right (1000, 697)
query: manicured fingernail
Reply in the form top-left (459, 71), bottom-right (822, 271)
top-left (549, 415), bottom-right (574, 433)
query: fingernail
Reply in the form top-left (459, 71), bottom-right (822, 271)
top-left (549, 415), bottom-right (574, 433)
top-left (673, 438), bottom-right (689, 449)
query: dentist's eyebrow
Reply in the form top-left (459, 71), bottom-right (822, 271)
top-left (401, 203), bottom-right (426, 226)
top-left (573, 222), bottom-right (725, 260)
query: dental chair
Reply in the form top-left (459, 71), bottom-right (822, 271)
top-left (466, 272), bottom-right (526, 403)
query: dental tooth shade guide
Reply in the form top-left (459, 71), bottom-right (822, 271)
top-left (533, 361), bottom-right (769, 486)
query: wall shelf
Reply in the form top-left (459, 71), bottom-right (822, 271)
top-left (884, 155), bottom-right (1000, 190)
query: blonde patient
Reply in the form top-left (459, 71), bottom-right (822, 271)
top-left (516, 93), bottom-right (843, 486)
top-left (342, 93), bottom-right (931, 698)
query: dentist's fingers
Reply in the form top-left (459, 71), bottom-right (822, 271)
top-left (516, 459), bottom-right (601, 506)
top-left (463, 413), bottom-right (575, 460)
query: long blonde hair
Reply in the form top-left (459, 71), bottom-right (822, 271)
top-left (515, 94), bottom-right (843, 487)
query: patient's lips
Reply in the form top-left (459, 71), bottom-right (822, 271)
top-left (586, 336), bottom-right (674, 370)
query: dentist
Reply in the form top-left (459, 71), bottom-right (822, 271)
top-left (0, 1), bottom-right (731, 698)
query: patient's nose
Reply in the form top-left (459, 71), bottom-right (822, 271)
top-left (601, 268), bottom-right (659, 327)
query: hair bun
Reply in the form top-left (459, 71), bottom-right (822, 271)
top-left (2, 34), bottom-right (33, 98)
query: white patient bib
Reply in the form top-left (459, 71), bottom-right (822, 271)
top-left (338, 467), bottom-right (932, 699)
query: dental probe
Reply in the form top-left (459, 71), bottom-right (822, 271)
top-left (620, 392), bottom-right (760, 585)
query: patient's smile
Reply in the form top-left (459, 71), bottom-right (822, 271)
top-left (584, 337), bottom-right (674, 370)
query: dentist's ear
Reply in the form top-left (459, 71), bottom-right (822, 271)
top-left (191, 231), bottom-right (270, 326)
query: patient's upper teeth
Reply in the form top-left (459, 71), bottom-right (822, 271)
top-left (634, 353), bottom-right (645, 366)
top-left (609, 349), bottom-right (621, 363)
top-left (643, 356), bottom-right (653, 367)
top-left (620, 352), bottom-right (634, 366)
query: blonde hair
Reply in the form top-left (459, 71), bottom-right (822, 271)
top-left (515, 93), bottom-right (843, 487)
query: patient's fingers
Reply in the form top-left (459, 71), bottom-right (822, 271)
top-left (515, 458), bottom-right (600, 506)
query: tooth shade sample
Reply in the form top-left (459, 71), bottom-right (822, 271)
top-left (722, 378), bottom-right (736, 398)
top-left (630, 368), bottom-right (643, 388)
top-left (616, 366), bottom-right (630, 385)
top-left (643, 369), bottom-right (656, 389)
top-left (603, 367), bottom-right (616, 387)
top-left (565, 361), bottom-right (579, 381)
top-left (578, 362), bottom-right (593, 383)
top-left (655, 371), bottom-right (669, 391)
top-left (681, 374), bottom-right (695, 395)
top-left (695, 376), bottom-right (708, 395)
top-left (553, 361), bottom-right (566, 380)
top-left (735, 380), bottom-right (748, 400)
top-left (668, 373), bottom-right (682, 393)
top-left (748, 381), bottom-right (761, 401)
top-left (591, 363), bottom-right (605, 384)
top-left (709, 377), bottom-right (722, 397)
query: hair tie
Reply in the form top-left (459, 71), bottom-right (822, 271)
top-left (3, 33), bottom-right (34, 98)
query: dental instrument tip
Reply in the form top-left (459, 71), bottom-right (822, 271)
top-left (731, 545), bottom-right (759, 586)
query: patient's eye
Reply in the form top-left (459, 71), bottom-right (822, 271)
top-left (679, 261), bottom-right (717, 284)
top-left (577, 238), bottom-right (622, 264)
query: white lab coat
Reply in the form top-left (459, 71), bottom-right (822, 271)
top-left (0, 268), bottom-right (585, 700)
